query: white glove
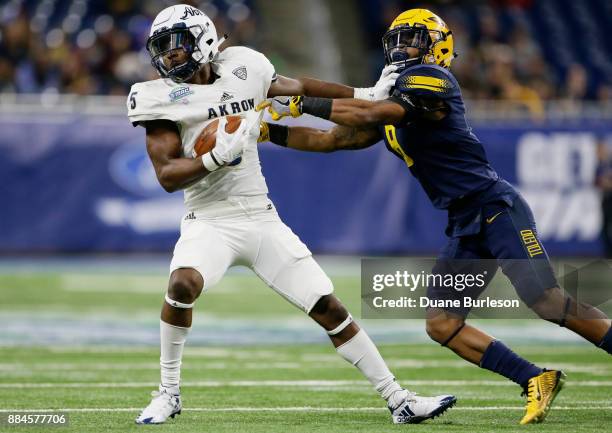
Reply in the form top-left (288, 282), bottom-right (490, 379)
top-left (354, 65), bottom-right (399, 101)
top-left (202, 117), bottom-right (249, 172)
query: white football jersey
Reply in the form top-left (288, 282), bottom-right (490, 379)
top-left (127, 46), bottom-right (276, 210)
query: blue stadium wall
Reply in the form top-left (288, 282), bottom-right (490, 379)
top-left (0, 113), bottom-right (608, 256)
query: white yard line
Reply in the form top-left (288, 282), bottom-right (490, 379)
top-left (0, 362), bottom-right (304, 371)
top-left (2, 360), bottom-right (609, 374)
top-left (0, 406), bottom-right (610, 413)
top-left (1, 379), bottom-right (611, 389)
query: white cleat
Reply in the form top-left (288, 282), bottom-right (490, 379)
top-left (135, 387), bottom-right (182, 425)
top-left (390, 392), bottom-right (457, 424)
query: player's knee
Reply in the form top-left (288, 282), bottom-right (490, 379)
top-left (426, 317), bottom-right (462, 344)
top-left (168, 269), bottom-right (204, 303)
top-left (530, 287), bottom-right (568, 324)
top-left (310, 295), bottom-right (349, 327)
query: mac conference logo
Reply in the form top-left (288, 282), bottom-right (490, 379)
top-left (169, 86), bottom-right (194, 103)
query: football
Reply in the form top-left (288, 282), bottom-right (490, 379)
top-left (192, 115), bottom-right (242, 157)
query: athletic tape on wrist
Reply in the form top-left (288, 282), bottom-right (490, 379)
top-left (165, 294), bottom-right (195, 309)
top-left (327, 313), bottom-right (353, 336)
top-left (202, 152), bottom-right (221, 172)
top-left (354, 87), bottom-right (373, 101)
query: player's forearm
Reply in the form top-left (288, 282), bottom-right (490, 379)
top-left (264, 122), bottom-right (336, 152)
top-left (268, 75), bottom-right (354, 99)
top-left (327, 99), bottom-right (383, 127)
top-left (157, 158), bottom-right (210, 192)
top-left (291, 97), bottom-right (382, 127)
top-left (297, 77), bottom-right (354, 99)
top-left (287, 127), bottom-right (337, 152)
top-left (297, 97), bottom-right (402, 127)
top-left (264, 123), bottom-right (379, 152)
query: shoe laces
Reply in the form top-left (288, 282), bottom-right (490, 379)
top-left (148, 390), bottom-right (174, 410)
top-left (523, 381), bottom-right (535, 404)
top-left (523, 371), bottom-right (556, 405)
top-left (390, 390), bottom-right (417, 410)
top-left (405, 391), bottom-right (417, 402)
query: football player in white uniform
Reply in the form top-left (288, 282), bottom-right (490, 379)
top-left (127, 4), bottom-right (456, 425)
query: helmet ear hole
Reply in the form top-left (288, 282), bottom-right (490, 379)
top-left (206, 38), bottom-right (214, 45)
top-left (441, 48), bottom-right (449, 54)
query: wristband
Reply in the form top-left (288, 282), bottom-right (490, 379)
top-left (202, 151), bottom-right (222, 172)
top-left (268, 124), bottom-right (289, 147)
top-left (354, 87), bottom-right (374, 101)
top-left (301, 97), bottom-right (333, 120)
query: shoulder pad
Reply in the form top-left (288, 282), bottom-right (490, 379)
top-left (217, 46), bottom-right (276, 94)
top-left (126, 80), bottom-right (177, 126)
top-left (218, 46), bottom-right (258, 61)
top-left (395, 64), bottom-right (459, 100)
top-left (219, 46), bottom-right (275, 80)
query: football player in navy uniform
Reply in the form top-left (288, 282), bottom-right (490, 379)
top-left (257, 8), bottom-right (612, 425)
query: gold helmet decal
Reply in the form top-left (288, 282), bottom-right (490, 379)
top-left (382, 9), bottom-right (455, 69)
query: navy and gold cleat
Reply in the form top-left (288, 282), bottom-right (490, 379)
top-left (519, 369), bottom-right (566, 425)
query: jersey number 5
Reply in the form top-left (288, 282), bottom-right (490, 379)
top-left (129, 91), bottom-right (138, 110)
top-left (384, 125), bottom-right (414, 167)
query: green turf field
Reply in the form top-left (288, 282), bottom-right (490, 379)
top-left (1, 344), bottom-right (610, 433)
top-left (1, 262), bottom-right (611, 432)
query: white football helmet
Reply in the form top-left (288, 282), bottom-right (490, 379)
top-left (146, 4), bottom-right (223, 83)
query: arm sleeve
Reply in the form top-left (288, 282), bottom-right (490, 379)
top-left (126, 83), bottom-right (177, 127)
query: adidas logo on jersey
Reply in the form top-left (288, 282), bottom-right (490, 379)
top-left (207, 98), bottom-right (255, 119)
top-left (184, 212), bottom-right (196, 221)
top-left (220, 92), bottom-right (234, 102)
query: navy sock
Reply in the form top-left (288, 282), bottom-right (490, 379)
top-left (480, 340), bottom-right (542, 388)
top-left (598, 326), bottom-right (612, 355)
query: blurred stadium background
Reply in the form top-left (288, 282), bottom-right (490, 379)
top-left (1, 0), bottom-right (612, 256)
top-left (0, 0), bottom-right (611, 431)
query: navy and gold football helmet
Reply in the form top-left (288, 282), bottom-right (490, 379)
top-left (382, 9), bottom-right (455, 70)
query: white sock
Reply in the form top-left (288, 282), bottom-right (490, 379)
top-left (336, 329), bottom-right (408, 408)
top-left (160, 320), bottom-right (190, 394)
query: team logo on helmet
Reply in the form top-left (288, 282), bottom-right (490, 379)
top-left (180, 6), bottom-right (204, 20)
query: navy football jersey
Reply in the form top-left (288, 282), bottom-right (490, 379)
top-left (382, 64), bottom-right (500, 210)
